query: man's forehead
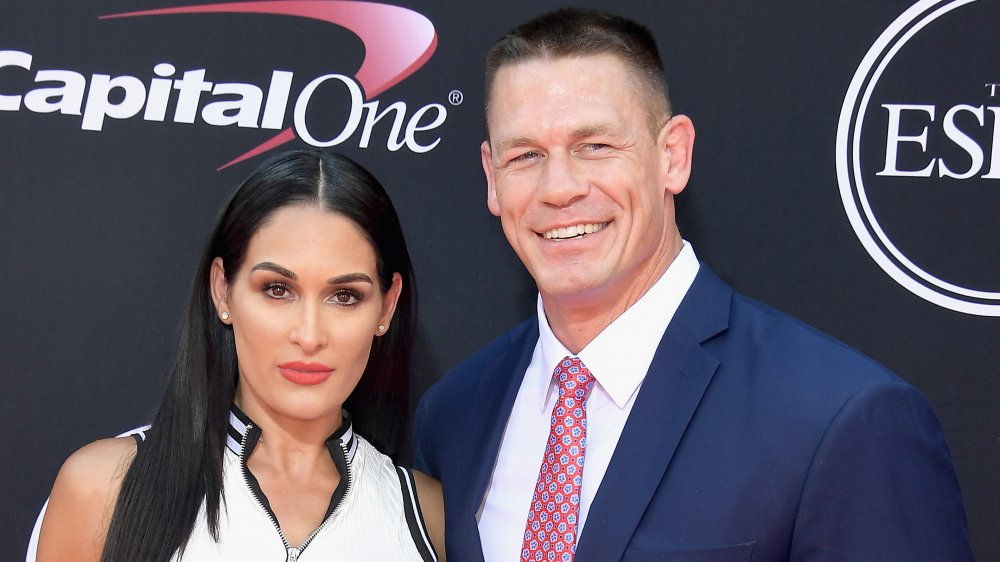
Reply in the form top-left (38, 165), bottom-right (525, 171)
top-left (486, 53), bottom-right (666, 142)
top-left (486, 56), bottom-right (642, 136)
top-left (488, 55), bottom-right (631, 113)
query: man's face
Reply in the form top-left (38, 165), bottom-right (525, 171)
top-left (482, 53), bottom-right (692, 310)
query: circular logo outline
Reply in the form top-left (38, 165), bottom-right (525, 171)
top-left (836, 0), bottom-right (999, 316)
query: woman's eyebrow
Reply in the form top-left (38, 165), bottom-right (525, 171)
top-left (249, 263), bottom-right (373, 285)
top-left (250, 261), bottom-right (296, 279)
top-left (328, 273), bottom-right (374, 285)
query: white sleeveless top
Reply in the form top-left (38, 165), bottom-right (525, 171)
top-left (168, 407), bottom-right (438, 562)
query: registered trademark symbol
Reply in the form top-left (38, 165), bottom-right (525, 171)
top-left (448, 90), bottom-right (464, 106)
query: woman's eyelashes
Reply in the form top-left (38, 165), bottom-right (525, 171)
top-left (328, 288), bottom-right (363, 306)
top-left (262, 281), bottom-right (292, 300)
top-left (259, 281), bottom-right (366, 306)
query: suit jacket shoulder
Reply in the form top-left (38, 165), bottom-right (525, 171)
top-left (577, 266), bottom-right (972, 561)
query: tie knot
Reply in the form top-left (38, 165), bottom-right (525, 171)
top-left (553, 356), bottom-right (596, 401)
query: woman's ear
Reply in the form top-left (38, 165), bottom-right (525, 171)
top-left (376, 273), bottom-right (403, 335)
top-left (209, 257), bottom-right (231, 324)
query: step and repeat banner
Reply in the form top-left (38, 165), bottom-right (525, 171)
top-left (3, 0), bottom-right (997, 558)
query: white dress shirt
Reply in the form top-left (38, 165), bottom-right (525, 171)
top-left (478, 242), bottom-right (700, 561)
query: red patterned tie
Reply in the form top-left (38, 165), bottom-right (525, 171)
top-left (521, 356), bottom-right (597, 562)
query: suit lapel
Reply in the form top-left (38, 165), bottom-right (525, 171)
top-left (458, 319), bottom-right (540, 562)
top-left (575, 267), bottom-right (732, 562)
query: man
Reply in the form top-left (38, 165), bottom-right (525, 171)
top-left (412, 8), bottom-right (972, 562)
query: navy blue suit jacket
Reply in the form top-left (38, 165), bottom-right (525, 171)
top-left (412, 266), bottom-right (973, 561)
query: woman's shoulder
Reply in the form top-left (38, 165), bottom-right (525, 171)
top-left (408, 469), bottom-right (445, 562)
top-left (57, 437), bottom-right (138, 495)
top-left (35, 437), bottom-right (137, 561)
top-left (66, 435), bottom-right (137, 468)
top-left (408, 470), bottom-right (442, 511)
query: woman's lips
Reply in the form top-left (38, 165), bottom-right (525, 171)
top-left (278, 361), bottom-right (333, 385)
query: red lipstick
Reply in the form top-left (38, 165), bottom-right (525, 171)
top-left (278, 361), bottom-right (333, 385)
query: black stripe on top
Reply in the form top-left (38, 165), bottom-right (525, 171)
top-left (225, 406), bottom-right (356, 464)
top-left (227, 405), bottom-right (355, 523)
top-left (396, 466), bottom-right (438, 562)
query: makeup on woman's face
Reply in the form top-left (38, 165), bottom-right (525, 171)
top-left (212, 204), bottom-right (400, 426)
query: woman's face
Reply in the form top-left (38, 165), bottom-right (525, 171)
top-left (210, 204), bottom-right (401, 427)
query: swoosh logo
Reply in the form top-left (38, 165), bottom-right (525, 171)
top-left (101, 1), bottom-right (438, 169)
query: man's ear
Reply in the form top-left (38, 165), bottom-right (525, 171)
top-left (482, 140), bottom-right (501, 217)
top-left (209, 257), bottom-right (231, 323)
top-left (377, 272), bottom-right (403, 334)
top-left (659, 115), bottom-right (695, 196)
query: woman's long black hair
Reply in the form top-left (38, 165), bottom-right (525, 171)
top-left (100, 150), bottom-right (416, 562)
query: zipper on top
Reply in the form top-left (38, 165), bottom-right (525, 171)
top-left (296, 439), bottom-right (354, 555)
top-left (238, 422), bottom-right (353, 562)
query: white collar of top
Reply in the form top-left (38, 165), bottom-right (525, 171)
top-left (225, 404), bottom-right (358, 465)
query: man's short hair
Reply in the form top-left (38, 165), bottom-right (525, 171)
top-left (484, 7), bottom-right (672, 133)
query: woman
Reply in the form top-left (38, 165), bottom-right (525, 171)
top-left (35, 150), bottom-right (444, 562)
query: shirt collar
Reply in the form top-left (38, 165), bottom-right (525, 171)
top-left (226, 404), bottom-right (357, 464)
top-left (535, 241), bottom-right (700, 410)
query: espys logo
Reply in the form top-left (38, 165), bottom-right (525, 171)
top-left (837, 0), bottom-right (1000, 316)
top-left (0, 1), bottom-right (451, 170)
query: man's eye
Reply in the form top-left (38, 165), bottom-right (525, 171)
top-left (511, 150), bottom-right (541, 163)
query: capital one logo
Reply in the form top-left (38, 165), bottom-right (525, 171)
top-left (0, 1), bottom-right (449, 170)
top-left (837, 0), bottom-right (1000, 316)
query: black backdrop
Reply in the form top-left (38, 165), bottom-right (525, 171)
top-left (3, 0), bottom-right (997, 559)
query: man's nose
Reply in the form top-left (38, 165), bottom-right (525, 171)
top-left (537, 153), bottom-right (590, 207)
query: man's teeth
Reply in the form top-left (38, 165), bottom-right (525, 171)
top-left (542, 222), bottom-right (608, 240)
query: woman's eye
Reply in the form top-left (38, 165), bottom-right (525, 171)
top-left (263, 284), bottom-right (291, 299)
top-left (330, 290), bottom-right (361, 306)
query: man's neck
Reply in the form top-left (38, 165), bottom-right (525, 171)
top-left (542, 241), bottom-right (681, 354)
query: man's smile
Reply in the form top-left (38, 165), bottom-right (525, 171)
top-left (540, 222), bottom-right (609, 240)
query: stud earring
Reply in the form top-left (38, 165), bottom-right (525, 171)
top-left (221, 311), bottom-right (230, 321)
top-left (377, 325), bottom-right (386, 334)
